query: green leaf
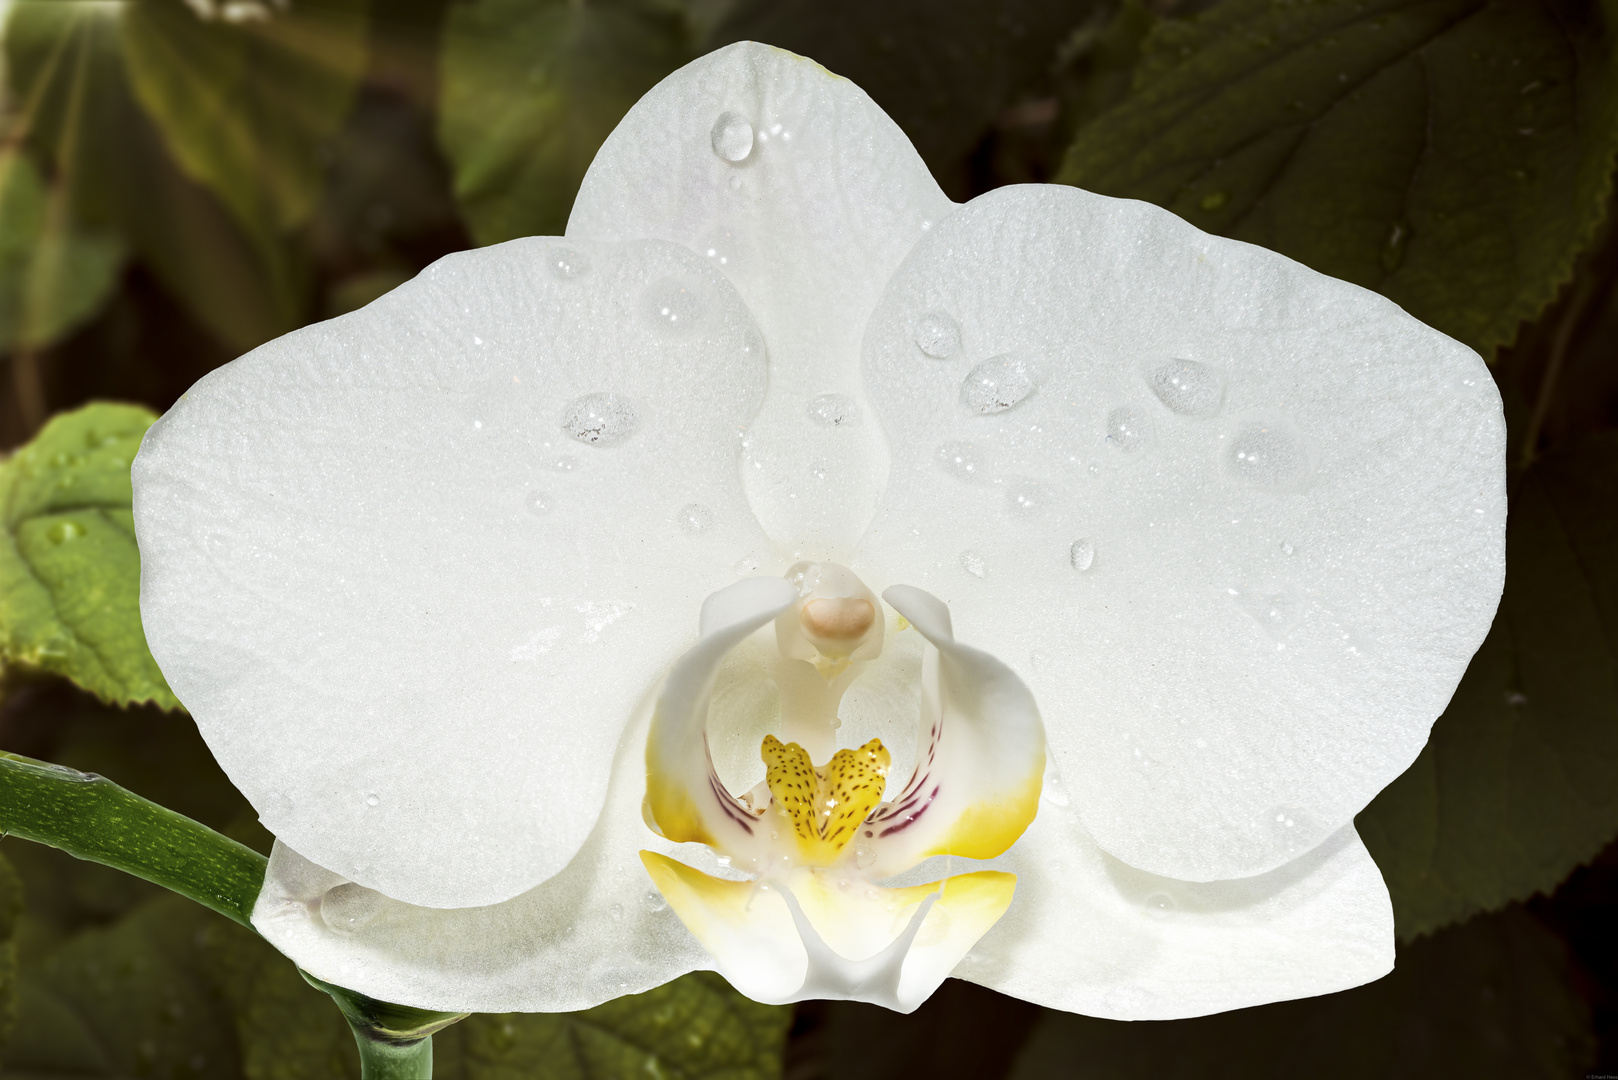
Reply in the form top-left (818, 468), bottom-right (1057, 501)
top-left (1358, 433), bottom-right (1618, 938)
top-left (1006, 908), bottom-right (1596, 1079)
top-left (120, 0), bottom-right (369, 239)
top-left (431, 972), bottom-right (791, 1080)
top-left (1, 893), bottom-right (247, 1080)
top-left (4, 1), bottom-right (306, 350)
top-left (438, 0), bottom-right (694, 245)
top-left (1058, 0), bottom-right (1618, 358)
top-left (0, 151), bottom-right (125, 350)
top-left (708, 0), bottom-right (1110, 198)
top-left (0, 750), bottom-right (267, 928)
top-left (0, 851), bottom-right (23, 1055)
top-left (0, 402), bottom-right (174, 707)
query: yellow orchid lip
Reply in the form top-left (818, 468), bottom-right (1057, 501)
top-left (639, 566), bottom-right (1047, 1009)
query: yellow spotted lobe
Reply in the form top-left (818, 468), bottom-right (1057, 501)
top-left (761, 735), bottom-right (890, 864)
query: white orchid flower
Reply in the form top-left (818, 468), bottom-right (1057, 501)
top-left (131, 42), bottom-right (1504, 1019)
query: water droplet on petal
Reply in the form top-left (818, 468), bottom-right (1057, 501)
top-left (677, 503), bottom-right (714, 535)
top-left (961, 356), bottom-right (1037, 414)
top-left (1147, 359), bottom-right (1223, 416)
top-left (549, 247), bottom-right (589, 279)
top-left (644, 890), bottom-right (668, 912)
top-left (562, 393), bottom-right (638, 446)
top-left (525, 491), bottom-right (553, 516)
top-left (914, 312), bottom-right (962, 359)
top-left (1226, 423), bottom-right (1305, 486)
top-left (321, 882), bottom-right (384, 932)
top-left (806, 393), bottom-right (859, 427)
top-left (960, 550), bottom-right (987, 578)
top-left (853, 843), bottom-right (877, 869)
top-left (365, 793), bottom-right (380, 807)
top-left (1143, 892), bottom-right (1176, 917)
top-left (1003, 478), bottom-right (1049, 517)
top-left (710, 111), bottom-right (754, 162)
top-left (548, 455), bottom-right (579, 472)
top-left (1069, 538), bottom-right (1095, 571)
top-left (935, 441), bottom-right (986, 482)
top-left (1106, 405), bottom-right (1153, 453)
top-left (645, 279), bottom-right (701, 331)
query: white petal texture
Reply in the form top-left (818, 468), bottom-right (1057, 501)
top-left (859, 184), bottom-right (1505, 882)
top-left (568, 41), bottom-right (954, 557)
top-left (132, 38), bottom-right (1506, 1020)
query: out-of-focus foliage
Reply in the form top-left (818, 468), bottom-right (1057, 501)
top-left (0, 852), bottom-right (21, 1056)
top-left (1005, 909), bottom-right (1596, 1079)
top-left (1060, 0), bottom-right (1618, 359)
top-left (438, 0), bottom-right (693, 244)
top-left (1359, 433), bottom-right (1618, 939)
top-left (0, 402), bottom-right (174, 708)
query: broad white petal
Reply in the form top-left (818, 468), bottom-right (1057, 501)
top-left (568, 42), bottom-right (955, 557)
top-left (641, 855), bottom-right (1015, 1013)
top-left (858, 184), bottom-right (1504, 881)
top-left (252, 688), bottom-right (711, 1013)
top-left (956, 801), bottom-right (1393, 1019)
top-left (136, 237), bottom-right (771, 908)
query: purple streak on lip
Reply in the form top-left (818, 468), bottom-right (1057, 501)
top-left (878, 785), bottom-right (940, 838)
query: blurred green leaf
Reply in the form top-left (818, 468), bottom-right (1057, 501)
top-left (0, 151), bottom-right (125, 351)
top-left (438, 0), bottom-right (694, 245)
top-left (120, 0), bottom-right (369, 239)
top-left (1358, 433), bottom-right (1618, 938)
top-left (1006, 908), bottom-right (1595, 1079)
top-left (0, 402), bottom-right (177, 708)
top-left (709, 0), bottom-right (1109, 198)
top-left (1059, 0), bottom-right (1618, 358)
top-left (431, 972), bottom-right (790, 1080)
top-left (5, 1), bottom-right (306, 350)
top-left (0, 851), bottom-right (22, 1055)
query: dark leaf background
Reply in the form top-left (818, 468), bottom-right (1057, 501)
top-left (1, 0), bottom-right (1616, 1075)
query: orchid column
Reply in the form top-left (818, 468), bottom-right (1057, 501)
top-left (131, 42), bottom-right (1504, 1020)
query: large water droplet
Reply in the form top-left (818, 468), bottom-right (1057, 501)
top-left (914, 312), bottom-right (961, 359)
top-left (1003, 478), bottom-right (1049, 517)
top-left (1069, 538), bottom-right (1095, 571)
top-left (549, 247), bottom-right (589, 280)
top-left (806, 393), bottom-right (859, 427)
top-left (645, 280), bottom-right (701, 331)
top-left (562, 393), bottom-right (638, 446)
top-left (321, 882), bottom-right (384, 932)
top-left (678, 503), bottom-right (714, 535)
top-left (1226, 424), bottom-right (1305, 486)
top-left (961, 356), bottom-right (1037, 414)
top-left (525, 490), bottom-right (553, 516)
top-left (1106, 405), bottom-right (1153, 452)
top-left (1147, 359), bottom-right (1223, 417)
top-left (710, 112), bottom-right (754, 162)
top-left (935, 441), bottom-right (986, 482)
top-left (960, 551), bottom-right (987, 578)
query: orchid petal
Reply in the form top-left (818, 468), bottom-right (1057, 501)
top-left (957, 805), bottom-right (1393, 1020)
top-left (567, 42), bottom-right (955, 557)
top-left (859, 183), bottom-right (1505, 882)
top-left (135, 237), bottom-right (771, 909)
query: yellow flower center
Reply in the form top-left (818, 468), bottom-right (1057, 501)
top-left (761, 734), bottom-right (891, 864)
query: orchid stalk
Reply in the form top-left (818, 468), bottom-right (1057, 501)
top-left (126, 40), bottom-right (1504, 1029)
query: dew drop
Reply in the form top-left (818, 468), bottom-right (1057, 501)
top-left (854, 843), bottom-right (877, 869)
top-left (549, 247), bottom-right (589, 280)
top-left (644, 279), bottom-right (701, 330)
top-left (960, 550), bottom-right (987, 578)
top-left (806, 393), bottom-right (859, 427)
top-left (1003, 478), bottom-right (1048, 517)
top-left (321, 882), bottom-right (384, 932)
top-left (961, 355), bottom-right (1037, 414)
top-left (562, 392), bottom-right (638, 446)
top-left (935, 441), bottom-right (986, 482)
top-left (365, 793), bottom-right (380, 807)
top-left (914, 311), bottom-right (962, 359)
top-left (524, 490), bottom-right (553, 516)
top-left (1069, 538), bottom-right (1096, 571)
top-left (1147, 359), bottom-right (1223, 417)
top-left (48, 520), bottom-right (88, 544)
top-left (677, 503), bottom-right (714, 535)
top-left (711, 112), bottom-right (754, 162)
top-left (644, 890), bottom-right (668, 912)
top-left (1380, 219), bottom-right (1412, 273)
top-left (610, 903), bottom-right (624, 921)
top-left (1143, 892), bottom-right (1176, 917)
top-left (1226, 424), bottom-right (1305, 486)
top-left (1106, 405), bottom-right (1153, 453)
top-left (548, 455), bottom-right (579, 472)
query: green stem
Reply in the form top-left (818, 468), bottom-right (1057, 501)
top-left (347, 1027), bottom-right (434, 1080)
top-left (304, 970), bottom-right (467, 1080)
top-left (0, 749), bottom-right (266, 926)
